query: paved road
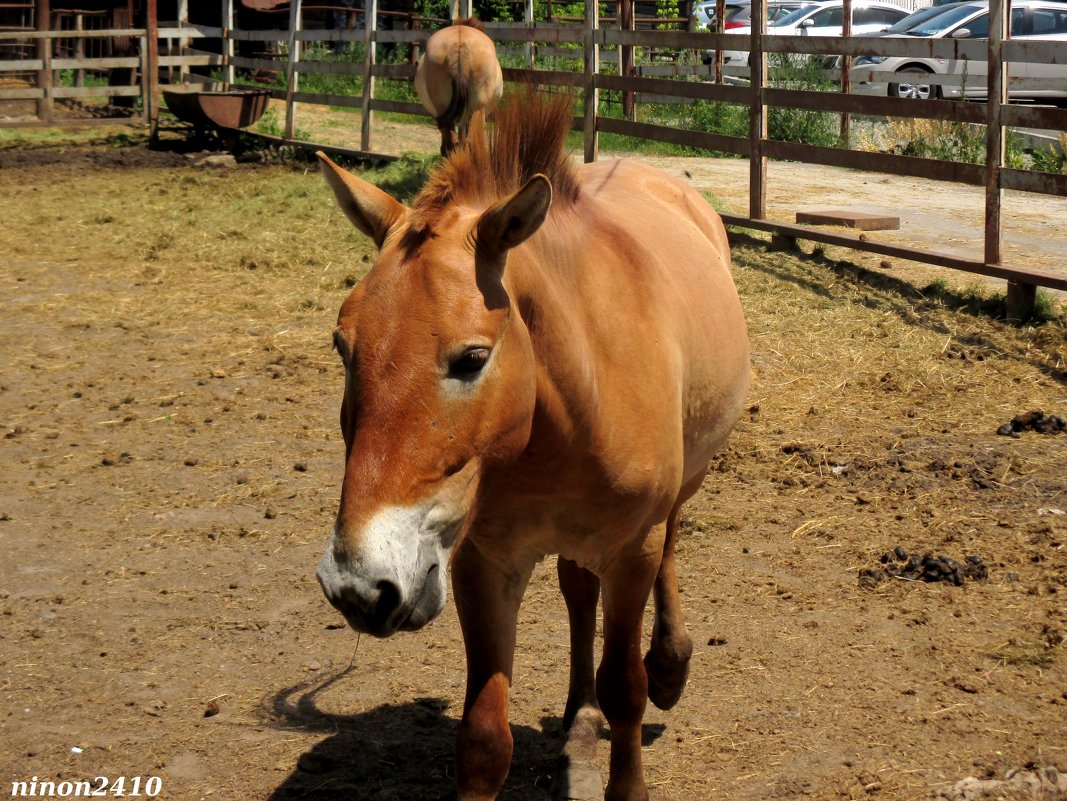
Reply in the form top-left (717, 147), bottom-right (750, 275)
top-left (630, 154), bottom-right (1066, 295)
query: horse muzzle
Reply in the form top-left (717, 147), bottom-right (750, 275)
top-left (316, 505), bottom-right (460, 638)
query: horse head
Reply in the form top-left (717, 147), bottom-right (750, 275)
top-left (314, 152), bottom-right (551, 638)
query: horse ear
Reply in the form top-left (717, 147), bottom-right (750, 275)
top-left (475, 174), bottom-right (552, 263)
top-left (317, 151), bottom-right (408, 249)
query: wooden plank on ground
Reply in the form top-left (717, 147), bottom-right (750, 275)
top-left (796, 210), bottom-right (900, 230)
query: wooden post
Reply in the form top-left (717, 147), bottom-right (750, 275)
top-left (1006, 281), bottom-right (1036, 321)
top-left (177, 0), bottom-right (188, 84)
top-left (284, 0), bottom-right (301, 140)
top-left (222, 0), bottom-right (235, 88)
top-left (621, 0), bottom-right (635, 120)
top-left (714, 0), bottom-right (724, 85)
top-left (584, 0), bottom-right (599, 163)
top-left (839, 0), bottom-right (851, 146)
top-left (409, 12), bottom-right (421, 66)
top-left (361, 0), bottom-right (378, 152)
top-left (749, 0), bottom-right (768, 219)
top-left (986, 0), bottom-right (1031, 317)
top-left (74, 13), bottom-right (84, 89)
top-left (140, 34), bottom-right (150, 121)
top-left (146, 0), bottom-right (160, 139)
top-left (34, 0), bottom-right (50, 123)
top-left (524, 0), bottom-right (534, 69)
top-left (985, 0), bottom-right (1006, 269)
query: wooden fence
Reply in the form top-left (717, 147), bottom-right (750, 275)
top-left (2, 0), bottom-right (1065, 317)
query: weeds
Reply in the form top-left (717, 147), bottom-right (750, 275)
top-left (920, 277), bottom-right (1063, 324)
top-left (856, 118), bottom-right (1067, 174)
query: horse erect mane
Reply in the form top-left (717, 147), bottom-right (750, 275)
top-left (411, 87), bottom-right (580, 225)
top-left (453, 16), bottom-right (485, 31)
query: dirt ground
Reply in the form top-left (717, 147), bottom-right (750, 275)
top-left (1, 124), bottom-right (1065, 801)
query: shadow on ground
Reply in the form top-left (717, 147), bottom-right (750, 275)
top-left (265, 668), bottom-right (666, 800)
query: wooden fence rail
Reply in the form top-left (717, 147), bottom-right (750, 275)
top-left (1, 0), bottom-right (1065, 315)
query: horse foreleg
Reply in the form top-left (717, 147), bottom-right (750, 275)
top-left (598, 537), bottom-right (662, 801)
top-left (643, 502), bottom-right (695, 710)
top-left (552, 557), bottom-right (606, 801)
top-left (452, 539), bottom-right (532, 801)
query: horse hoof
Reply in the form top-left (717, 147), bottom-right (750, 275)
top-left (551, 755), bottom-right (604, 800)
top-left (644, 649), bottom-right (690, 711)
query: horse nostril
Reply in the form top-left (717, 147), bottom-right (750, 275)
top-left (371, 579), bottom-right (402, 627)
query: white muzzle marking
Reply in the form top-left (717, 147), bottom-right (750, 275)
top-left (316, 503), bottom-right (460, 637)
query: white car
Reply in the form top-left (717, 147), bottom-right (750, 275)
top-left (851, 0), bottom-right (1067, 100)
top-left (693, 0), bottom-right (811, 31)
top-left (710, 0), bottom-right (911, 67)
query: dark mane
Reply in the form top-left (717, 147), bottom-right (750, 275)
top-left (453, 16), bottom-right (485, 31)
top-left (411, 86), bottom-right (580, 224)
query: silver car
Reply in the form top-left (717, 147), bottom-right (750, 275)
top-left (710, 0), bottom-right (911, 69)
top-left (693, 0), bottom-right (811, 30)
top-left (851, 0), bottom-right (1067, 100)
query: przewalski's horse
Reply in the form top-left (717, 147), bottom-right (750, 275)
top-left (414, 17), bottom-right (502, 156)
top-left (315, 90), bottom-right (750, 801)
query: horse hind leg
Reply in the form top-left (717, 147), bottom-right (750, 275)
top-left (552, 557), bottom-right (606, 801)
top-left (643, 473), bottom-right (704, 711)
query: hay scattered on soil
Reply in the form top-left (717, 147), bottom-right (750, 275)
top-left (1, 136), bottom-right (1064, 801)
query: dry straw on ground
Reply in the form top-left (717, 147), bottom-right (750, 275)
top-left (0, 131), bottom-right (1064, 801)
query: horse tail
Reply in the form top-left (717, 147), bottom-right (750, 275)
top-left (436, 75), bottom-right (470, 139)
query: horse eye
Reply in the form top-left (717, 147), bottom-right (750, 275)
top-left (449, 348), bottom-right (490, 379)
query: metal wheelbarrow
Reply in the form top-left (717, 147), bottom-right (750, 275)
top-left (162, 84), bottom-right (271, 149)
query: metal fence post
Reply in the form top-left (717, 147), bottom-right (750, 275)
top-left (749, 0), bottom-right (767, 219)
top-left (284, 0), bottom-right (302, 140)
top-left (361, 0), bottom-right (378, 152)
top-left (584, 0), bottom-right (599, 163)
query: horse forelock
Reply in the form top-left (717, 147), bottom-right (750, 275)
top-left (412, 88), bottom-right (579, 226)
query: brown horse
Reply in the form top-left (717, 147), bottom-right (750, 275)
top-left (315, 91), bottom-right (750, 801)
top-left (414, 18), bottom-right (503, 156)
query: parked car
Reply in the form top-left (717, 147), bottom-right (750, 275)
top-left (708, 0), bottom-right (912, 68)
top-left (817, 4), bottom-right (968, 65)
top-left (693, 0), bottom-right (810, 31)
top-left (879, 1), bottom-right (970, 34)
top-left (850, 0), bottom-right (1067, 99)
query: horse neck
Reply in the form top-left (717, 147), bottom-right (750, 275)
top-left (504, 215), bottom-right (602, 446)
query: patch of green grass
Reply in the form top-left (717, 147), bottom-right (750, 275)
top-left (920, 277), bottom-right (1063, 324)
top-left (0, 126), bottom-right (146, 148)
top-left (357, 151), bottom-right (437, 202)
top-left (253, 106), bottom-right (313, 142)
